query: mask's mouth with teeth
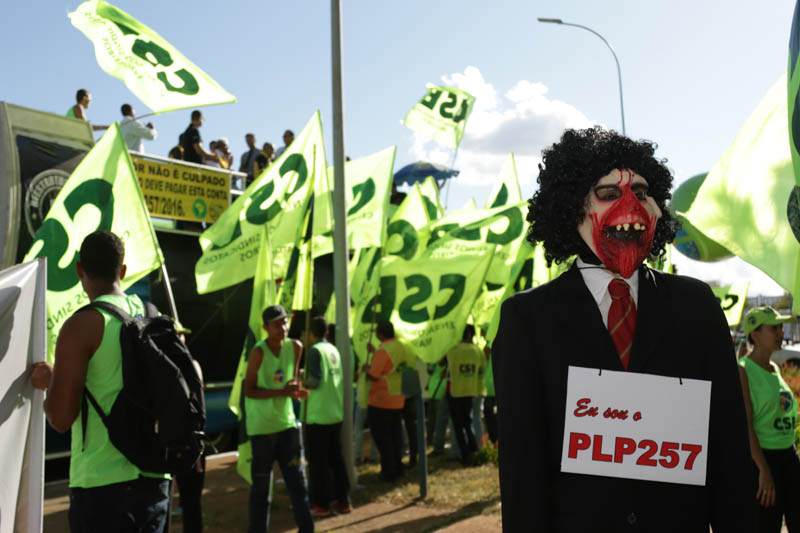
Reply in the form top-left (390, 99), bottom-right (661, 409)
top-left (603, 222), bottom-right (649, 243)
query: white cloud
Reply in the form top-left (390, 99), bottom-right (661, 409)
top-left (408, 66), bottom-right (596, 190)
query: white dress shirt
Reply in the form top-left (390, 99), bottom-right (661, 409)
top-left (120, 117), bottom-right (157, 153)
top-left (575, 257), bottom-right (639, 328)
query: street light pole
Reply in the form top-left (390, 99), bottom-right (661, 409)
top-left (537, 18), bottom-right (626, 136)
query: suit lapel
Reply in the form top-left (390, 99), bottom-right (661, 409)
top-left (628, 267), bottom-right (667, 372)
top-left (553, 265), bottom-right (623, 371)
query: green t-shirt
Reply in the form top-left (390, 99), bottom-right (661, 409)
top-left (70, 294), bottom-right (169, 488)
top-left (305, 341), bottom-right (344, 425)
top-left (739, 357), bottom-right (798, 450)
top-left (446, 343), bottom-right (485, 398)
top-left (245, 338), bottom-right (297, 436)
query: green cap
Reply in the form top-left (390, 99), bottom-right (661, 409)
top-left (742, 305), bottom-right (792, 335)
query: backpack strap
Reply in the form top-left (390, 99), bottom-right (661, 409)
top-left (81, 300), bottom-right (135, 324)
top-left (81, 388), bottom-right (110, 451)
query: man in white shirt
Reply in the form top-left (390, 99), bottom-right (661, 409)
top-left (119, 104), bottom-right (156, 153)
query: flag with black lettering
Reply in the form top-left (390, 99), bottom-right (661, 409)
top-left (69, 0), bottom-right (235, 112)
top-left (23, 124), bottom-right (163, 362)
top-left (403, 85), bottom-right (476, 150)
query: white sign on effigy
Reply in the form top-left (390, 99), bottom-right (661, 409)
top-left (0, 259), bottom-right (46, 533)
top-left (561, 366), bottom-right (711, 486)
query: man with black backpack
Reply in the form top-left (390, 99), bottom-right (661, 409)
top-left (31, 230), bottom-right (204, 532)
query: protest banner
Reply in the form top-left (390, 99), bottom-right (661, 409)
top-left (682, 75), bottom-right (800, 313)
top-left (312, 146), bottom-right (395, 258)
top-left (23, 124), bottom-right (163, 361)
top-left (195, 111), bottom-right (324, 294)
top-left (788, 0), bottom-right (800, 186)
top-left (353, 248), bottom-right (494, 364)
top-left (711, 282), bottom-right (750, 327)
top-left (403, 85), bottom-right (475, 150)
top-left (69, 0), bottom-right (235, 112)
top-left (130, 154), bottom-right (230, 223)
top-left (0, 259), bottom-right (46, 533)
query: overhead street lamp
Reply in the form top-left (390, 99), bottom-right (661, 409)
top-left (537, 18), bottom-right (627, 136)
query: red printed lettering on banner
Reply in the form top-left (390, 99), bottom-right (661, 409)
top-left (573, 398), bottom-right (599, 417)
top-left (566, 433), bottom-right (703, 470)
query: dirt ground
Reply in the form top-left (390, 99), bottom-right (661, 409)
top-left (43, 452), bottom-right (502, 532)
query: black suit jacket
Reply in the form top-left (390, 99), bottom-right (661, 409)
top-left (493, 265), bottom-right (754, 532)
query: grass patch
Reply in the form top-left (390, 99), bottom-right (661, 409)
top-left (353, 445), bottom-right (500, 511)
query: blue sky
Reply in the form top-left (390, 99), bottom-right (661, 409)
top-left (1, 0), bottom-right (795, 294)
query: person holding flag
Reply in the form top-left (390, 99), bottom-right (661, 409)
top-left (738, 306), bottom-right (800, 532)
top-left (244, 304), bottom-right (313, 533)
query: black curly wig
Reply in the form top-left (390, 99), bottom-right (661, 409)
top-left (527, 127), bottom-right (679, 266)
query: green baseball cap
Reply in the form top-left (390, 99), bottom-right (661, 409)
top-left (742, 305), bottom-right (792, 335)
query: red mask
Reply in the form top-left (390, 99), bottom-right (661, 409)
top-left (578, 170), bottom-right (661, 278)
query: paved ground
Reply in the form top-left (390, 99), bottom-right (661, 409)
top-left (43, 453), bottom-right (502, 532)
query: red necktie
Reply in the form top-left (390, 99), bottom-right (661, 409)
top-left (608, 279), bottom-right (636, 370)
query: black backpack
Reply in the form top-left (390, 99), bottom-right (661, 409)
top-left (80, 300), bottom-right (206, 474)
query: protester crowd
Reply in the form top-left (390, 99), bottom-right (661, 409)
top-left (37, 90), bottom-right (800, 533)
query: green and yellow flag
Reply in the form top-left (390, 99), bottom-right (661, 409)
top-left (353, 248), bottom-right (494, 364)
top-left (788, 0), bottom-right (800, 185)
top-left (711, 282), bottom-right (750, 327)
top-left (682, 75), bottom-right (800, 312)
top-left (312, 147), bottom-right (395, 258)
top-left (24, 124), bottom-right (163, 362)
top-left (195, 112), bottom-right (324, 294)
top-left (69, 0), bottom-right (235, 113)
top-left (403, 85), bottom-right (476, 150)
top-left (418, 176), bottom-right (445, 220)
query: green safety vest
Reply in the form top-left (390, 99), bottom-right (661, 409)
top-left (245, 338), bottom-right (297, 436)
top-left (739, 357), bottom-right (798, 449)
top-left (484, 353), bottom-right (495, 397)
top-left (306, 341), bottom-right (344, 425)
top-left (446, 343), bottom-right (485, 398)
top-left (382, 339), bottom-right (409, 396)
top-left (70, 294), bottom-right (169, 488)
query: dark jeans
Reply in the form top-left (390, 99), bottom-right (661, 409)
top-left (368, 405), bottom-right (404, 481)
top-left (447, 392), bottom-right (477, 463)
top-left (306, 422), bottom-right (350, 508)
top-left (483, 396), bottom-right (498, 444)
top-left (402, 395), bottom-right (418, 463)
top-left (754, 447), bottom-right (800, 532)
top-left (69, 476), bottom-right (169, 533)
top-left (248, 429), bottom-right (313, 533)
top-left (176, 455), bottom-right (206, 533)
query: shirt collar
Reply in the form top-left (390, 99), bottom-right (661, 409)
top-left (575, 257), bottom-right (640, 306)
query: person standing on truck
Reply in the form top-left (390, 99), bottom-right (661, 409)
top-left (244, 304), bottom-right (314, 533)
top-left (119, 103), bottom-right (157, 153)
top-left (29, 230), bottom-right (170, 532)
top-left (66, 88), bottom-right (108, 132)
top-left (180, 110), bottom-right (219, 166)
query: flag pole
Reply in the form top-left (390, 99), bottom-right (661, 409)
top-left (331, 0), bottom-right (356, 487)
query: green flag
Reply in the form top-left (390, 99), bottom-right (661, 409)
top-left (711, 282), bottom-right (750, 327)
top-left (69, 0), bottom-right (235, 113)
top-left (195, 111), bottom-right (325, 294)
top-left (353, 248), bottom-right (494, 364)
top-left (23, 124), bottom-right (163, 362)
top-left (682, 75), bottom-right (800, 312)
top-left (403, 85), bottom-right (476, 150)
top-left (486, 154), bottom-right (522, 208)
top-left (788, 0), bottom-right (800, 185)
top-left (228, 225), bottom-right (276, 484)
top-left (418, 176), bottom-right (445, 220)
top-left (312, 147), bottom-right (395, 258)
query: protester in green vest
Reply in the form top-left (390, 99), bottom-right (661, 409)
top-left (738, 306), bottom-right (800, 531)
top-left (243, 304), bottom-right (313, 533)
top-left (444, 324), bottom-right (486, 464)
top-left (66, 88), bottom-right (108, 131)
top-left (29, 230), bottom-right (169, 532)
top-left (302, 316), bottom-right (352, 518)
top-left (362, 319), bottom-right (408, 481)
